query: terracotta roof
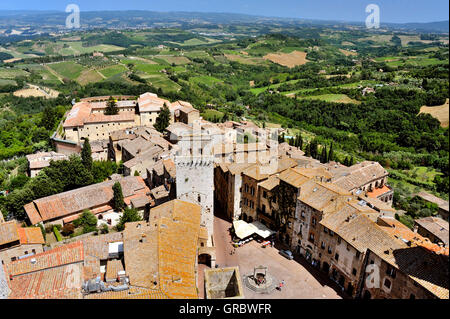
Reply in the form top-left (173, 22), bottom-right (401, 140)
top-left (321, 206), bottom-right (406, 254)
top-left (378, 217), bottom-right (449, 256)
top-left (123, 221), bottom-right (159, 289)
top-left (24, 176), bottom-right (149, 224)
top-left (385, 246), bottom-right (449, 299)
top-left (105, 259), bottom-right (124, 282)
top-left (63, 102), bottom-right (92, 128)
top-left (415, 217), bottom-right (449, 246)
top-left (6, 241), bottom-right (84, 277)
top-left (151, 185), bottom-right (170, 200)
top-left (7, 263), bottom-right (83, 299)
top-left (243, 158), bottom-right (297, 181)
top-left (367, 185), bottom-right (392, 198)
top-left (278, 168), bottom-right (311, 188)
top-left (81, 232), bottom-right (123, 260)
top-left (24, 203), bottom-right (42, 225)
top-left (26, 152), bottom-right (68, 170)
top-left (156, 200), bottom-right (201, 299)
top-left (138, 93), bottom-right (171, 113)
top-left (331, 161), bottom-right (388, 191)
top-left (0, 221), bottom-right (19, 246)
top-left (163, 159), bottom-right (176, 178)
top-left (131, 195), bottom-right (151, 208)
top-left (122, 136), bottom-right (159, 157)
top-left (84, 286), bottom-right (168, 299)
top-left (16, 227), bottom-right (45, 245)
top-left (299, 180), bottom-right (352, 212)
top-left (258, 175), bottom-right (280, 191)
top-left (84, 111), bottom-right (135, 124)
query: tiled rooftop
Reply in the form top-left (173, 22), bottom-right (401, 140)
top-left (6, 241), bottom-right (84, 277)
top-left (24, 176), bottom-right (149, 224)
top-left (0, 221), bottom-right (19, 246)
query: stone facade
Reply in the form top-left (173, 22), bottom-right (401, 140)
top-left (360, 249), bottom-right (442, 299)
top-left (0, 258), bottom-right (9, 299)
top-left (175, 155), bottom-right (215, 238)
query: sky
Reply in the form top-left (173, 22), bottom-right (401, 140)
top-left (0, 0), bottom-right (448, 23)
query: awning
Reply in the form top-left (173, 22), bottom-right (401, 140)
top-left (233, 220), bottom-right (255, 240)
top-left (251, 221), bottom-right (276, 239)
top-left (232, 220), bottom-right (276, 240)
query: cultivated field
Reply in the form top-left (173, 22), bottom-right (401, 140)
top-left (339, 48), bottom-right (357, 56)
top-left (419, 99), bottom-right (449, 127)
top-left (13, 85), bottom-right (59, 98)
top-left (263, 50), bottom-right (308, 68)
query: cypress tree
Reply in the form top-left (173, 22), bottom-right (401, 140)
top-left (328, 142), bottom-right (334, 162)
top-left (105, 96), bottom-right (119, 115)
top-left (305, 143), bottom-right (311, 157)
top-left (297, 133), bottom-right (303, 150)
top-left (112, 182), bottom-right (125, 212)
top-left (309, 139), bottom-right (318, 159)
top-left (320, 146), bottom-right (328, 163)
top-left (81, 138), bottom-right (93, 171)
top-left (154, 103), bottom-right (171, 132)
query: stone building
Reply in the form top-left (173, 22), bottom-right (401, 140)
top-left (0, 257), bottom-right (8, 299)
top-left (414, 217), bottom-right (449, 247)
top-left (240, 158), bottom-right (297, 223)
top-left (62, 93), bottom-right (199, 146)
top-left (361, 245), bottom-right (449, 299)
top-left (26, 151), bottom-right (68, 178)
top-left (5, 241), bottom-right (84, 299)
top-left (214, 162), bottom-right (255, 221)
top-left (0, 221), bottom-right (45, 264)
top-left (23, 176), bottom-right (151, 226)
top-left (328, 161), bottom-right (391, 202)
top-left (317, 205), bottom-right (392, 297)
top-left (63, 101), bottom-right (137, 144)
top-left (175, 155), bottom-right (214, 240)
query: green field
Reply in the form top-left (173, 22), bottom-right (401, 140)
top-left (48, 61), bottom-right (85, 80)
top-left (190, 75), bottom-right (222, 86)
top-left (297, 94), bottom-right (360, 104)
top-left (99, 64), bottom-right (128, 78)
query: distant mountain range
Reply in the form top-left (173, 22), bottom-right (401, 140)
top-left (0, 10), bottom-right (448, 33)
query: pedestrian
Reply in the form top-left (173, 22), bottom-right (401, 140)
top-left (278, 282), bottom-right (283, 291)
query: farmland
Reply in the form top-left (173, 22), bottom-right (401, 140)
top-left (263, 50), bottom-right (308, 68)
top-left (420, 99), bottom-right (449, 127)
top-left (0, 25), bottom-right (448, 211)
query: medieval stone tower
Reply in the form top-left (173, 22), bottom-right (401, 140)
top-left (175, 155), bottom-right (214, 239)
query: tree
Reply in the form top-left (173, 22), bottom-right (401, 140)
top-left (40, 106), bottom-right (57, 131)
top-left (61, 223), bottom-right (75, 236)
top-left (113, 182), bottom-right (125, 211)
top-left (100, 224), bottom-right (109, 234)
top-left (81, 138), bottom-right (93, 171)
top-left (73, 210), bottom-right (98, 234)
top-left (92, 160), bottom-right (118, 183)
top-left (344, 156), bottom-right (349, 166)
top-left (320, 146), bottom-right (328, 164)
top-left (116, 207), bottom-right (142, 231)
top-left (104, 96), bottom-right (119, 115)
top-left (305, 143), bottom-right (311, 157)
top-left (328, 142), bottom-right (334, 162)
top-left (309, 139), bottom-right (319, 159)
top-left (350, 156), bottom-right (355, 166)
top-left (154, 103), bottom-right (171, 132)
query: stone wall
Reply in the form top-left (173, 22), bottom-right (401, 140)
top-left (176, 156), bottom-right (214, 238)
